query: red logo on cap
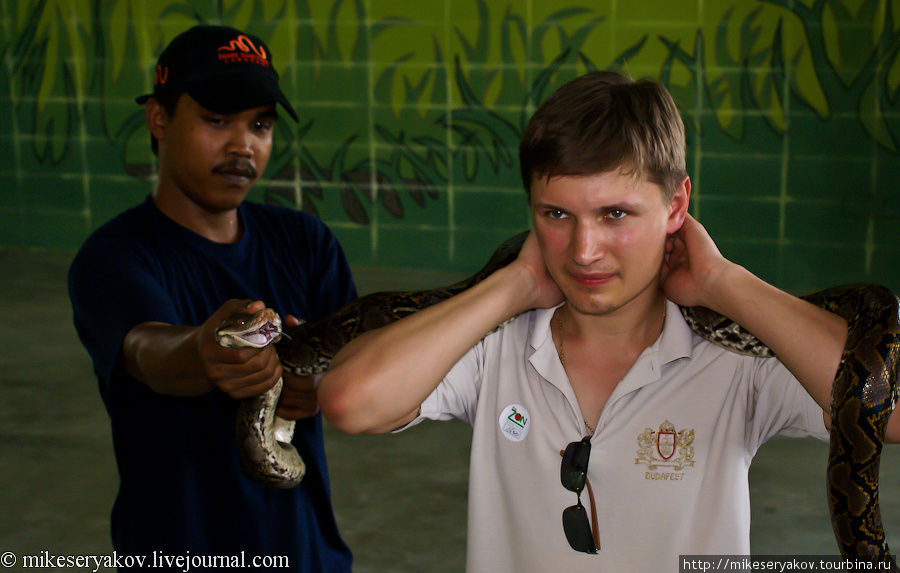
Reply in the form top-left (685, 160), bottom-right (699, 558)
top-left (155, 65), bottom-right (168, 86)
top-left (217, 35), bottom-right (270, 67)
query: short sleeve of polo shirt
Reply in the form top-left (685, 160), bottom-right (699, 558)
top-left (402, 340), bottom-right (485, 428)
top-left (745, 354), bottom-right (829, 452)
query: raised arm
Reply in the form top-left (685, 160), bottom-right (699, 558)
top-left (122, 299), bottom-right (283, 399)
top-left (663, 215), bottom-right (899, 442)
top-left (318, 232), bottom-right (563, 434)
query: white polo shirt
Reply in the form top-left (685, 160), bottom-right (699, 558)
top-left (405, 300), bottom-right (828, 572)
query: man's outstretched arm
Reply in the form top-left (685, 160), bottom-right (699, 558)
top-left (123, 299), bottom-right (282, 399)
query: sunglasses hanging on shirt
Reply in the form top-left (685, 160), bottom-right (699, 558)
top-left (560, 436), bottom-right (600, 553)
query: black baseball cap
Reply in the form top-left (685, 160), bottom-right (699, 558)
top-left (135, 25), bottom-right (299, 122)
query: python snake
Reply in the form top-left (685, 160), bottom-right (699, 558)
top-left (215, 309), bottom-right (305, 488)
top-left (221, 231), bottom-right (899, 566)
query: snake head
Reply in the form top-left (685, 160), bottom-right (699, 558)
top-left (216, 308), bottom-right (283, 349)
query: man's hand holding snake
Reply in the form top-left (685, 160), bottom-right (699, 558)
top-left (198, 299), bottom-right (283, 400)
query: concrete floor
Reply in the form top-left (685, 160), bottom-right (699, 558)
top-left (1, 249), bottom-right (898, 572)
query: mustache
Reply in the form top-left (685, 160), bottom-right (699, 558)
top-left (212, 160), bottom-right (257, 179)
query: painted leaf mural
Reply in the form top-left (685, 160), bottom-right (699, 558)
top-left (1, 0), bottom-right (899, 289)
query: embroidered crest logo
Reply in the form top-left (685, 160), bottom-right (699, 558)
top-left (634, 420), bottom-right (695, 474)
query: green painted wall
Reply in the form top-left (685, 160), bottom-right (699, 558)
top-left (2, 0), bottom-right (899, 293)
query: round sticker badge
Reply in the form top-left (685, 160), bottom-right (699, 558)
top-left (499, 404), bottom-right (530, 442)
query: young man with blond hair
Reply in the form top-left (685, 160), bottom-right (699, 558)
top-left (317, 71), bottom-right (899, 571)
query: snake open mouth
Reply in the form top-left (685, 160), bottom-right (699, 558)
top-left (238, 321), bottom-right (282, 347)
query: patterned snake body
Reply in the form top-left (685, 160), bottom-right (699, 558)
top-left (223, 232), bottom-right (899, 565)
top-left (215, 309), bottom-right (305, 488)
top-left (274, 235), bottom-right (527, 378)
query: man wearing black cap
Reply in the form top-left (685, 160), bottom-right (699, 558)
top-left (68, 25), bottom-right (356, 571)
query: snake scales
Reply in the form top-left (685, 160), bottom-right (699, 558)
top-left (215, 309), bottom-right (305, 488)
top-left (219, 231), bottom-right (899, 566)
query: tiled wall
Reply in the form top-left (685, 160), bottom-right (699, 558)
top-left (2, 0), bottom-right (899, 293)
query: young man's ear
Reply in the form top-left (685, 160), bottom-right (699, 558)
top-left (145, 98), bottom-right (168, 142)
top-left (666, 176), bottom-right (691, 234)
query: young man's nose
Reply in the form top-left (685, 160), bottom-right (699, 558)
top-left (571, 223), bottom-right (607, 265)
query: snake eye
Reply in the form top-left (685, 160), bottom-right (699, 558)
top-left (237, 319), bottom-right (247, 328)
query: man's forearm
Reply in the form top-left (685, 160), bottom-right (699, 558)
top-left (704, 263), bottom-right (847, 412)
top-left (122, 322), bottom-right (214, 396)
top-left (319, 264), bottom-right (535, 434)
top-left (708, 266), bottom-right (900, 443)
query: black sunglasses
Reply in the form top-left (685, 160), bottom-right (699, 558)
top-left (560, 437), bottom-right (600, 553)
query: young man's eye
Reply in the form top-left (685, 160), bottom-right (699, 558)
top-left (254, 120), bottom-right (273, 132)
top-left (546, 209), bottom-right (567, 220)
top-left (607, 209), bottom-right (627, 220)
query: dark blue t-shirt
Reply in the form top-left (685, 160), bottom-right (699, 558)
top-left (68, 197), bottom-right (356, 571)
